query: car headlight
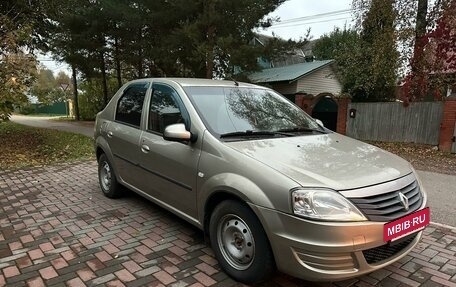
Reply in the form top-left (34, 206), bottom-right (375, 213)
top-left (291, 188), bottom-right (367, 221)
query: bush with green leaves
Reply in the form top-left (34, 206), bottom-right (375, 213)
top-left (78, 78), bottom-right (118, 120)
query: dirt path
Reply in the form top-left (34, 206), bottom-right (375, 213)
top-left (10, 115), bottom-right (94, 138)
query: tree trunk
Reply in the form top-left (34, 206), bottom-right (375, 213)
top-left (409, 0), bottom-right (428, 100)
top-left (412, 0), bottom-right (428, 67)
top-left (415, 0), bottom-right (428, 41)
top-left (205, 50), bottom-right (214, 79)
top-left (71, 65), bottom-right (80, 121)
top-left (100, 51), bottom-right (109, 106)
top-left (137, 54), bottom-right (144, 78)
top-left (205, 25), bottom-right (216, 79)
top-left (137, 29), bottom-right (144, 78)
top-left (114, 36), bottom-right (122, 89)
top-left (204, 0), bottom-right (216, 79)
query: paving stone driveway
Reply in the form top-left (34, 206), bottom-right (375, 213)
top-left (1, 161), bottom-right (456, 287)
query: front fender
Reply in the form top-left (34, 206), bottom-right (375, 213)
top-left (197, 172), bottom-right (274, 223)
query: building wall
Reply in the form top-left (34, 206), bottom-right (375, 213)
top-left (296, 65), bottom-right (342, 95)
top-left (271, 81), bottom-right (298, 95)
top-left (439, 96), bottom-right (456, 152)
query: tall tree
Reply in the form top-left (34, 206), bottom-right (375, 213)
top-left (402, 0), bottom-right (455, 101)
top-left (0, 0), bottom-right (44, 120)
top-left (403, 0), bottom-right (429, 101)
top-left (352, 0), bottom-right (399, 101)
top-left (42, 0), bottom-right (98, 120)
top-left (313, 27), bottom-right (361, 95)
top-left (171, 0), bottom-right (290, 78)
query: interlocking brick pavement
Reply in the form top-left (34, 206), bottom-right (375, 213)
top-left (1, 161), bottom-right (456, 286)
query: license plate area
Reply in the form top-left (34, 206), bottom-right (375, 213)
top-left (383, 207), bottom-right (430, 242)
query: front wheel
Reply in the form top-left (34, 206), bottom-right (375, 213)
top-left (209, 200), bottom-right (275, 284)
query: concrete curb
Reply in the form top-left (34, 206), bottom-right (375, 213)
top-left (430, 221), bottom-right (456, 232)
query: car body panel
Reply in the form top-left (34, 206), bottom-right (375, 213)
top-left (224, 133), bottom-right (411, 191)
top-left (196, 131), bottom-right (299, 221)
top-left (250, 203), bottom-right (424, 281)
top-left (139, 130), bottom-right (201, 218)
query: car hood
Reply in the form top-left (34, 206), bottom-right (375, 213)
top-left (224, 133), bottom-right (412, 191)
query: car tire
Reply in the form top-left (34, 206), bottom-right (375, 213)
top-left (209, 200), bottom-right (275, 284)
top-left (98, 154), bottom-right (122, 198)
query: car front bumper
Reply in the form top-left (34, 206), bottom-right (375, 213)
top-left (249, 203), bottom-right (426, 282)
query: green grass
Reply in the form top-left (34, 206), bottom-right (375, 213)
top-left (0, 121), bottom-right (94, 170)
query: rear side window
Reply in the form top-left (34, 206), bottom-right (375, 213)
top-left (115, 82), bottom-right (149, 127)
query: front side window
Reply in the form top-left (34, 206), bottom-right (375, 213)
top-left (184, 86), bottom-right (320, 136)
top-left (115, 82), bottom-right (149, 127)
top-left (149, 84), bottom-right (186, 133)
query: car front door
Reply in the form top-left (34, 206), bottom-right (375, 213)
top-left (106, 81), bottom-right (150, 188)
top-left (137, 83), bottom-right (200, 219)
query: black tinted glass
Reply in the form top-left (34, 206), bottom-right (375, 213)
top-left (149, 84), bottom-right (183, 133)
top-left (115, 82), bottom-right (149, 127)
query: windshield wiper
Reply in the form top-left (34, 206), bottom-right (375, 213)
top-left (275, 127), bottom-right (326, 134)
top-left (220, 130), bottom-right (291, 139)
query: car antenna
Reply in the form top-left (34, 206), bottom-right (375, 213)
top-left (229, 77), bottom-right (239, 86)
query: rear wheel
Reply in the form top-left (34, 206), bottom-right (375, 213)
top-left (98, 154), bottom-right (122, 198)
top-left (209, 200), bottom-right (275, 284)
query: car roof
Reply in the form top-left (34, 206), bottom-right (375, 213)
top-left (130, 78), bottom-right (265, 89)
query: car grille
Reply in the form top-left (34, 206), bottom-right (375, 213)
top-left (348, 180), bottom-right (423, 222)
top-left (363, 234), bottom-right (417, 264)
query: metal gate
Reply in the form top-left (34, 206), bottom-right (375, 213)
top-left (452, 122), bottom-right (456, 153)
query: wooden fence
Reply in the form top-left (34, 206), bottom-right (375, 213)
top-left (346, 102), bottom-right (444, 145)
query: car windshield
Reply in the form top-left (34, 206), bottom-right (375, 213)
top-left (184, 86), bottom-right (323, 138)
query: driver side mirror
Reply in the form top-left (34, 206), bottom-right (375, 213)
top-left (163, 123), bottom-right (195, 142)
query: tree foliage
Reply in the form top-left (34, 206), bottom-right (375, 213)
top-left (403, 0), bottom-right (456, 101)
top-left (0, 0), bottom-right (45, 120)
top-left (36, 0), bottom-right (305, 119)
top-left (351, 0), bottom-right (399, 102)
top-left (31, 69), bottom-right (71, 104)
top-left (42, 0), bottom-right (301, 81)
top-left (313, 27), bottom-right (361, 95)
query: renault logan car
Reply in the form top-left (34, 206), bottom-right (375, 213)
top-left (94, 78), bottom-right (428, 283)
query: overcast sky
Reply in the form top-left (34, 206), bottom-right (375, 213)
top-left (261, 0), bottom-right (354, 40)
top-left (42, 0), bottom-right (354, 74)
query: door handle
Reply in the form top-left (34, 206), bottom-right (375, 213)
top-left (107, 131), bottom-right (113, 138)
top-left (141, 144), bottom-right (150, 153)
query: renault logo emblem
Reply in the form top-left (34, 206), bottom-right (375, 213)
top-left (398, 192), bottom-right (409, 211)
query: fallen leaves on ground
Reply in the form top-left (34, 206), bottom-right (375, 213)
top-left (368, 141), bottom-right (456, 175)
top-left (0, 121), bottom-right (94, 170)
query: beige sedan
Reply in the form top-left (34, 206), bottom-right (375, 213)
top-left (94, 78), bottom-right (428, 283)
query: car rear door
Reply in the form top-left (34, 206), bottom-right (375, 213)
top-left (106, 81), bottom-right (150, 187)
top-left (137, 82), bottom-right (201, 219)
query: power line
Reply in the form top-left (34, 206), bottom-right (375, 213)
top-left (273, 9), bottom-right (353, 26)
top-left (269, 16), bottom-right (352, 29)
